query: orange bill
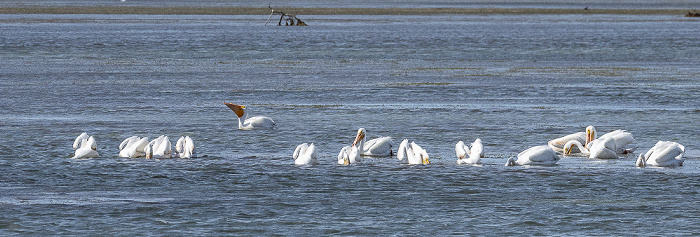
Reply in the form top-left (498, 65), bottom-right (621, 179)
top-left (224, 102), bottom-right (246, 118)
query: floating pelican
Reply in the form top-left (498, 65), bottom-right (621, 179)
top-left (505, 145), bottom-right (559, 166)
top-left (397, 139), bottom-right (429, 165)
top-left (548, 131), bottom-right (586, 153)
top-left (636, 141), bottom-right (685, 167)
top-left (564, 137), bottom-right (618, 159)
top-left (118, 136), bottom-right (149, 158)
top-left (224, 102), bottom-right (276, 130)
top-left (293, 143), bottom-right (319, 165)
top-left (72, 133), bottom-right (99, 159)
top-left (352, 128), bottom-right (394, 156)
top-left (175, 136), bottom-right (195, 158)
top-left (145, 135), bottom-right (172, 159)
top-left (586, 126), bottom-right (636, 153)
top-left (338, 145), bottom-right (361, 165)
top-left (455, 138), bottom-right (483, 164)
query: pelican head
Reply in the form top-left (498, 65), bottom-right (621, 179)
top-left (352, 128), bottom-right (366, 147)
top-left (224, 102), bottom-right (246, 118)
top-left (505, 157), bottom-right (516, 166)
top-left (145, 142), bottom-right (154, 159)
top-left (585, 125), bottom-right (597, 147)
top-left (635, 154), bottom-right (646, 167)
top-left (338, 146), bottom-right (350, 165)
top-left (564, 140), bottom-right (577, 155)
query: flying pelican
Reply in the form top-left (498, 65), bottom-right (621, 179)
top-left (293, 143), bottom-right (319, 165)
top-left (145, 135), bottom-right (172, 159)
top-left (119, 136), bottom-right (149, 158)
top-left (175, 136), bottom-right (195, 158)
top-left (338, 145), bottom-right (361, 165)
top-left (397, 139), bottom-right (429, 165)
top-left (505, 145), bottom-right (559, 166)
top-left (73, 133), bottom-right (99, 159)
top-left (636, 141), bottom-right (685, 167)
top-left (563, 137), bottom-right (618, 159)
top-left (224, 102), bottom-right (276, 130)
top-left (352, 128), bottom-right (394, 156)
top-left (455, 138), bottom-right (483, 164)
top-left (548, 131), bottom-right (586, 153)
top-left (585, 126), bottom-right (636, 153)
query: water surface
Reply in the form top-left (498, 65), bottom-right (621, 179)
top-left (1, 13), bottom-right (699, 235)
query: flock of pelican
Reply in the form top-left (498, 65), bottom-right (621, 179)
top-left (72, 103), bottom-right (687, 168)
top-left (72, 133), bottom-right (195, 159)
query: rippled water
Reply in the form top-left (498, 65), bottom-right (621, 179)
top-left (1, 13), bottom-right (699, 235)
top-left (3, 0), bottom-right (700, 9)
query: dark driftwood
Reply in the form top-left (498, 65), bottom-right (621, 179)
top-left (266, 5), bottom-right (307, 26)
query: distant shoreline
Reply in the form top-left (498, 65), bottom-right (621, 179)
top-left (0, 7), bottom-right (691, 15)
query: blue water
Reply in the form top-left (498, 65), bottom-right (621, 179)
top-left (1, 12), bottom-right (700, 235)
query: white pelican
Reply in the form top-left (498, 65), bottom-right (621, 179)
top-left (505, 145), bottom-right (559, 166)
top-left (564, 137), bottom-right (618, 159)
top-left (338, 145), bottom-right (361, 165)
top-left (397, 139), bottom-right (430, 165)
top-left (145, 135), bottom-right (172, 159)
top-left (636, 141), bottom-right (685, 167)
top-left (175, 136), bottom-right (195, 158)
top-left (455, 138), bottom-right (483, 164)
top-left (73, 133), bottom-right (99, 159)
top-left (224, 102), bottom-right (276, 130)
top-left (119, 136), bottom-right (149, 158)
top-left (585, 126), bottom-right (636, 153)
top-left (293, 143), bottom-right (319, 165)
top-left (548, 131), bottom-right (586, 153)
top-left (352, 128), bottom-right (394, 156)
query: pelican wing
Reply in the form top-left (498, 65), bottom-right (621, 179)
top-left (184, 136), bottom-right (195, 157)
top-left (362, 137), bottom-right (394, 156)
top-left (244, 116), bottom-right (276, 129)
top-left (471, 138), bottom-right (484, 158)
top-left (589, 138), bottom-right (617, 159)
top-left (307, 143), bottom-right (318, 161)
top-left (176, 136), bottom-right (186, 154)
top-left (294, 143), bottom-right (309, 161)
top-left (647, 141), bottom-right (685, 166)
top-left (120, 136), bottom-right (138, 151)
top-left (397, 139), bottom-right (409, 161)
top-left (135, 137), bottom-right (149, 153)
top-left (455, 141), bottom-right (468, 159)
top-left (409, 142), bottom-right (429, 164)
top-left (73, 148), bottom-right (99, 159)
top-left (73, 132), bottom-right (89, 149)
top-left (519, 145), bottom-right (558, 163)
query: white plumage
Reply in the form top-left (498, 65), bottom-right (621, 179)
top-left (506, 145), bottom-right (559, 166)
top-left (293, 143), bottom-right (319, 165)
top-left (397, 139), bottom-right (429, 165)
top-left (636, 141), bottom-right (685, 167)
